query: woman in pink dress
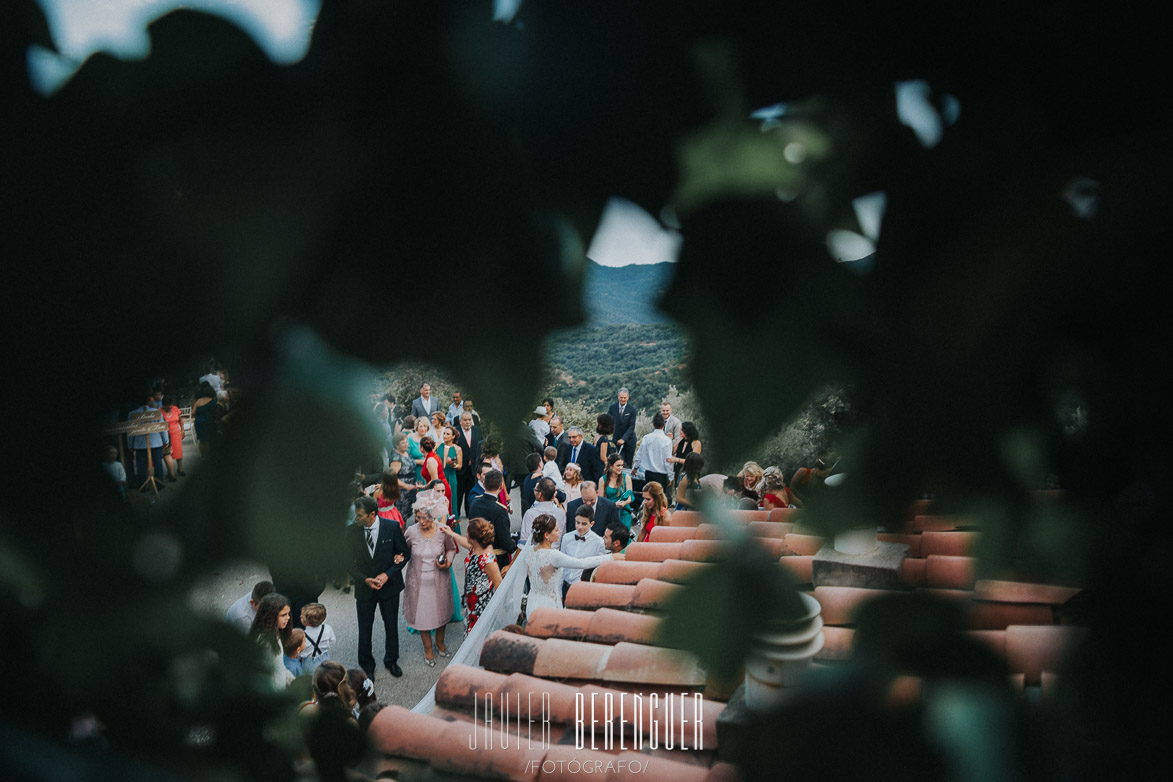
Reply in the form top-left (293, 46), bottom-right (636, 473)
top-left (402, 497), bottom-right (458, 666)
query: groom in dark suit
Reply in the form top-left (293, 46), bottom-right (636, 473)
top-left (557, 426), bottom-right (605, 484)
top-left (608, 387), bottom-right (638, 466)
top-left (348, 496), bottom-right (411, 678)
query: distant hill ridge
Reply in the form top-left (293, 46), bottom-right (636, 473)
top-left (583, 260), bottom-right (674, 325)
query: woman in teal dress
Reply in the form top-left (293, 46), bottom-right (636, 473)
top-left (437, 425), bottom-right (463, 521)
top-left (407, 416), bottom-right (429, 483)
top-left (600, 452), bottom-right (635, 529)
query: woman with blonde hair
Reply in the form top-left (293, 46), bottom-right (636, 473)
top-left (759, 465), bottom-right (794, 510)
top-left (635, 481), bottom-right (670, 543)
top-left (737, 461), bottom-right (765, 504)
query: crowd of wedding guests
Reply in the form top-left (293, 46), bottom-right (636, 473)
top-left (203, 380), bottom-right (832, 777)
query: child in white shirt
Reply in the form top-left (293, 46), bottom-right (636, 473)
top-left (540, 446), bottom-right (565, 489)
top-left (299, 603), bottom-right (336, 675)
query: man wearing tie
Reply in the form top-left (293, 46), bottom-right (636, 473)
top-left (557, 426), bottom-right (604, 484)
top-left (348, 496), bottom-right (411, 679)
top-left (454, 411), bottom-right (483, 517)
top-left (608, 388), bottom-right (637, 466)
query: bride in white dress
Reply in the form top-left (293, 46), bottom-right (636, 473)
top-left (525, 514), bottom-right (622, 620)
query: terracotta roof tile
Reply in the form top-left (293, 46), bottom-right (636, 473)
top-left (728, 509), bottom-right (770, 522)
top-left (783, 533), bottom-right (829, 556)
top-left (586, 608), bottom-right (663, 645)
top-left (924, 555), bottom-right (977, 589)
top-left (749, 520), bottom-right (793, 538)
top-left (434, 663), bottom-right (513, 706)
top-left (878, 532), bottom-right (922, 558)
top-left (481, 632), bottom-right (708, 689)
top-left (778, 555), bottom-right (814, 585)
top-left (920, 531), bottom-right (979, 557)
top-left (679, 540), bottom-right (731, 562)
top-left (909, 515), bottom-right (972, 532)
top-left (1004, 625), bottom-right (1087, 685)
top-left (916, 587), bottom-right (973, 602)
top-left (632, 578), bottom-right (683, 610)
top-left (605, 643), bottom-right (707, 687)
top-left (371, 705), bottom-right (716, 782)
top-left (816, 626), bottom-right (855, 661)
top-left (1007, 673), bottom-right (1025, 692)
top-left (903, 558), bottom-right (927, 587)
top-left (1041, 671), bottom-right (1059, 699)
top-left (669, 510), bottom-right (705, 527)
top-left (565, 582), bottom-right (637, 610)
top-left (813, 586), bottom-right (895, 626)
top-left (965, 629), bottom-right (1006, 657)
top-left (906, 499), bottom-right (933, 518)
top-left (973, 579), bottom-right (1081, 605)
top-left (526, 607), bottom-right (597, 640)
top-left (657, 560), bottom-right (710, 584)
top-left (650, 526), bottom-right (702, 543)
top-left (626, 542), bottom-right (684, 562)
top-left (593, 561), bottom-right (665, 585)
top-left (531, 638), bottom-right (611, 680)
top-left (969, 601), bottom-right (1053, 630)
top-left (768, 508), bottom-right (801, 523)
top-left (437, 718), bottom-right (547, 779)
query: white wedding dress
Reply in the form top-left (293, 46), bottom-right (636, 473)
top-left (525, 547), bottom-right (613, 619)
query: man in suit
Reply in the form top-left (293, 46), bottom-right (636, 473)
top-left (608, 387), bottom-right (638, 466)
top-left (546, 415), bottom-right (568, 451)
top-left (454, 411), bottom-right (483, 517)
top-left (347, 496), bottom-right (411, 678)
top-left (411, 383), bottom-right (438, 421)
top-left (468, 469), bottom-right (516, 571)
top-left (557, 426), bottom-right (605, 484)
top-left (565, 481), bottom-right (620, 535)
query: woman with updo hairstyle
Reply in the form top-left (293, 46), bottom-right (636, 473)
top-left (522, 514), bottom-right (621, 620)
top-left (407, 416), bottom-right (429, 483)
top-left (367, 467), bottom-right (406, 529)
top-left (299, 660), bottom-right (364, 780)
top-left (758, 465), bottom-right (794, 510)
top-left (249, 593), bottom-right (293, 689)
top-left (440, 516), bottom-right (503, 631)
top-left (635, 481), bottom-right (670, 543)
top-left (388, 431), bottom-right (420, 520)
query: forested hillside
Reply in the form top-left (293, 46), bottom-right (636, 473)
top-left (541, 322), bottom-right (690, 410)
top-left (582, 259), bottom-right (673, 325)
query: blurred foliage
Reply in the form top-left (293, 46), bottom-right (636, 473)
top-left (3, 0), bottom-right (1172, 779)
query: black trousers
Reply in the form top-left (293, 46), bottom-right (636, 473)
top-left (355, 592), bottom-right (400, 673)
top-left (456, 473), bottom-right (474, 517)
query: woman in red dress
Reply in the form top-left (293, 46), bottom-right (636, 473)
top-left (419, 436), bottom-right (451, 510)
top-left (161, 396), bottom-right (185, 481)
top-left (369, 467), bottom-right (406, 528)
top-left (636, 481), bottom-right (670, 543)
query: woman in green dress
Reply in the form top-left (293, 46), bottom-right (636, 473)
top-left (407, 416), bottom-right (429, 484)
top-left (599, 452), bottom-right (635, 529)
top-left (437, 425), bottom-right (463, 521)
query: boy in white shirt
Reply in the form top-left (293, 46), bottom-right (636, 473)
top-left (540, 446), bottom-right (565, 489)
top-left (559, 506), bottom-right (606, 600)
top-left (298, 603), bottom-right (337, 675)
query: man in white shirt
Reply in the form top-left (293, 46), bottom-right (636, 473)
top-left (445, 391), bottom-right (464, 424)
top-left (225, 580), bottom-right (275, 632)
top-left (540, 446), bottom-right (565, 489)
top-left (639, 412), bottom-right (674, 493)
top-left (519, 478), bottom-right (566, 544)
top-left (411, 383), bottom-right (437, 421)
top-left (560, 506), bottom-right (606, 599)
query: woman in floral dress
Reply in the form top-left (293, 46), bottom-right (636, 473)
top-left (439, 517), bottom-right (501, 632)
